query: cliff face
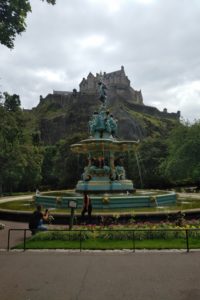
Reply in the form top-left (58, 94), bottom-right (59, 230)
top-left (31, 91), bottom-right (179, 145)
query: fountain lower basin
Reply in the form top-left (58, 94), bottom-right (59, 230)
top-left (35, 190), bottom-right (176, 209)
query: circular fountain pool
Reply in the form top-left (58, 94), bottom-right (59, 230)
top-left (35, 189), bottom-right (177, 210)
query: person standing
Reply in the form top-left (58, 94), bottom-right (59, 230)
top-left (81, 192), bottom-right (92, 223)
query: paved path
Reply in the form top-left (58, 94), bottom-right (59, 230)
top-left (0, 194), bottom-right (34, 203)
top-left (0, 220), bottom-right (67, 250)
top-left (0, 220), bottom-right (31, 249)
top-left (0, 251), bottom-right (200, 300)
top-left (1, 218), bottom-right (200, 300)
top-left (177, 192), bottom-right (200, 199)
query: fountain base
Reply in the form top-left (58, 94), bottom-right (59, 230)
top-left (35, 190), bottom-right (177, 210)
top-left (76, 177), bottom-right (135, 193)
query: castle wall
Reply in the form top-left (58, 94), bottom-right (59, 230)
top-left (40, 67), bottom-right (179, 121)
top-left (40, 91), bottom-right (179, 121)
top-left (80, 66), bottom-right (131, 94)
top-left (125, 101), bottom-right (180, 120)
top-left (79, 66), bottom-right (143, 105)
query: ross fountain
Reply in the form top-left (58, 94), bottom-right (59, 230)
top-left (36, 81), bottom-right (176, 210)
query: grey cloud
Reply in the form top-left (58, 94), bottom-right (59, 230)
top-left (0, 0), bottom-right (200, 121)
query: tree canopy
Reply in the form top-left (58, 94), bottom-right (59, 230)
top-left (3, 92), bottom-right (21, 112)
top-left (0, 93), bottom-right (43, 194)
top-left (0, 0), bottom-right (56, 49)
top-left (160, 122), bottom-right (200, 186)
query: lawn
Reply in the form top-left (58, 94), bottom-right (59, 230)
top-left (14, 237), bottom-right (200, 250)
top-left (13, 228), bottom-right (200, 251)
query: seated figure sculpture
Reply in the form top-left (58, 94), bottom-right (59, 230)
top-left (82, 166), bottom-right (92, 181)
top-left (108, 114), bottom-right (118, 138)
top-left (115, 165), bottom-right (126, 180)
top-left (89, 110), bottom-right (112, 138)
top-left (82, 157), bottom-right (110, 181)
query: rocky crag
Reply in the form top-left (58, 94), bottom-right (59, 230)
top-left (30, 67), bottom-right (180, 144)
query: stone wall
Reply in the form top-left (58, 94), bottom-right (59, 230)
top-left (125, 101), bottom-right (180, 120)
top-left (39, 66), bottom-right (180, 121)
top-left (40, 90), bottom-right (179, 122)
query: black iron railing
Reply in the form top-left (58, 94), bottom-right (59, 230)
top-left (7, 228), bottom-right (200, 252)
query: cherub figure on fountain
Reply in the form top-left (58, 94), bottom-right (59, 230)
top-left (89, 110), bottom-right (113, 139)
top-left (108, 114), bottom-right (118, 138)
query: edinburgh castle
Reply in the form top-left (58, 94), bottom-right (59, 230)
top-left (40, 66), bottom-right (180, 121)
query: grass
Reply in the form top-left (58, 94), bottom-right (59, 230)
top-left (14, 237), bottom-right (200, 250)
top-left (0, 191), bottom-right (34, 197)
top-left (11, 224), bottom-right (200, 250)
top-left (0, 200), bottom-right (35, 211)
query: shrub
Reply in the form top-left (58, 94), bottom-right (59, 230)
top-left (28, 223), bottom-right (200, 242)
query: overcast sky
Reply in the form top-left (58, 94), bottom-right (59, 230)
top-left (0, 0), bottom-right (200, 122)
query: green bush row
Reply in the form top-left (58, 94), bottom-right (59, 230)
top-left (30, 229), bottom-right (200, 242)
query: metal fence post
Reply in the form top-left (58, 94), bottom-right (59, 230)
top-left (7, 229), bottom-right (11, 251)
top-left (80, 230), bottom-right (82, 252)
top-left (23, 230), bottom-right (27, 251)
top-left (186, 229), bottom-right (189, 253)
top-left (132, 230), bottom-right (135, 253)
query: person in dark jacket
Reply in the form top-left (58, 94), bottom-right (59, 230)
top-left (29, 205), bottom-right (49, 235)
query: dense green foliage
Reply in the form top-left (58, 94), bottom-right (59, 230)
top-left (0, 0), bottom-right (55, 49)
top-left (29, 227), bottom-right (200, 242)
top-left (0, 93), bottom-right (43, 193)
top-left (3, 92), bottom-right (21, 112)
top-left (0, 93), bottom-right (86, 193)
top-left (0, 92), bottom-right (199, 193)
top-left (160, 121), bottom-right (200, 186)
top-left (125, 121), bottom-right (200, 189)
top-left (125, 137), bottom-right (169, 188)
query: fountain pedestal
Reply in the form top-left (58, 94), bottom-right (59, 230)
top-left (76, 177), bottom-right (134, 193)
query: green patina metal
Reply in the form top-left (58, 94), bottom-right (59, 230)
top-left (70, 98), bottom-right (139, 193)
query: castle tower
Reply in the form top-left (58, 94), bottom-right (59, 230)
top-left (79, 67), bottom-right (143, 104)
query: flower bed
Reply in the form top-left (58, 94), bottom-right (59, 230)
top-left (29, 221), bottom-right (200, 242)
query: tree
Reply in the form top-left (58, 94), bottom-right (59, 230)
top-left (160, 121), bottom-right (200, 186)
top-left (18, 145), bottom-right (43, 191)
top-left (0, 97), bottom-right (43, 193)
top-left (3, 92), bottom-right (21, 112)
top-left (53, 135), bottom-right (86, 189)
top-left (41, 145), bottom-right (58, 189)
top-left (0, 0), bottom-right (56, 49)
top-left (125, 137), bottom-right (169, 188)
top-left (0, 105), bottom-right (24, 193)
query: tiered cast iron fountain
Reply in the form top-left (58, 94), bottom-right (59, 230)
top-left (36, 81), bottom-right (176, 210)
